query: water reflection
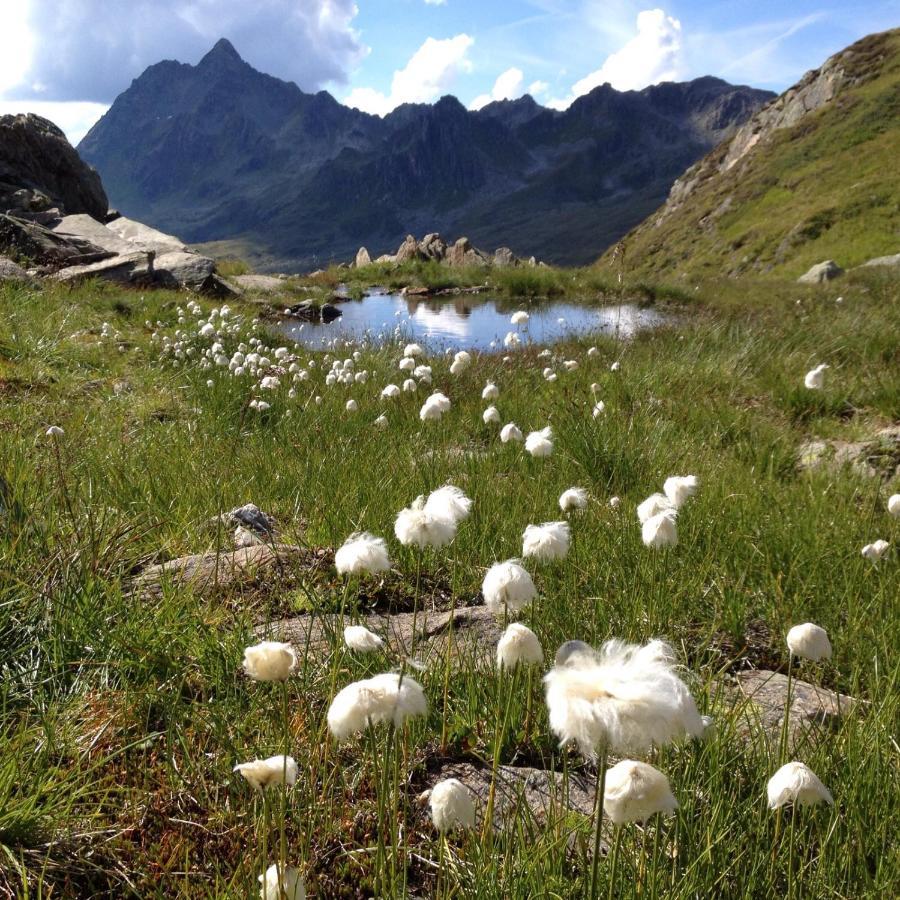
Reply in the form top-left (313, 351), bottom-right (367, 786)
top-left (276, 290), bottom-right (666, 352)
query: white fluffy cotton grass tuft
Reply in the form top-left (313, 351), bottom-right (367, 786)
top-left (327, 672), bottom-right (428, 741)
top-left (636, 493), bottom-right (675, 524)
top-left (525, 426), bottom-right (554, 458)
top-left (482, 559), bottom-right (538, 616)
top-left (888, 494), bottom-right (900, 517)
top-left (234, 755), bottom-right (298, 791)
top-left (483, 405), bottom-right (501, 425)
top-left (543, 638), bottom-right (704, 759)
top-left (522, 521), bottom-right (570, 562)
top-left (767, 762), bottom-right (833, 809)
top-left (663, 475), bottom-right (698, 509)
top-left (861, 539), bottom-right (890, 563)
top-left (243, 641), bottom-right (296, 681)
top-left (482, 382), bottom-right (500, 401)
top-left (395, 495), bottom-right (457, 549)
top-left (500, 422), bottom-right (523, 443)
top-left (423, 485), bottom-right (472, 526)
top-left (804, 363), bottom-right (828, 390)
top-left (786, 623), bottom-right (832, 662)
top-left (335, 532), bottom-right (391, 576)
top-left (420, 391), bottom-right (451, 421)
top-left (603, 760), bottom-right (678, 825)
top-left (259, 863), bottom-right (305, 900)
top-left (642, 510), bottom-right (678, 549)
top-left (559, 487), bottom-right (588, 512)
top-left (497, 623), bottom-right (544, 670)
top-left (428, 778), bottom-right (477, 831)
top-left (343, 625), bottom-right (385, 653)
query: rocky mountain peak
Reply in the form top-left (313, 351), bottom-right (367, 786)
top-left (199, 37), bottom-right (245, 67)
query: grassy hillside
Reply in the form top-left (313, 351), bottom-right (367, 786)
top-left (1, 269), bottom-right (898, 897)
top-left (600, 29), bottom-right (900, 280)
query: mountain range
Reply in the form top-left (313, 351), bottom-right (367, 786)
top-left (78, 39), bottom-right (773, 271)
top-left (602, 28), bottom-right (900, 280)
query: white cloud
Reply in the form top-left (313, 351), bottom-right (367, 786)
top-left (0, 100), bottom-right (109, 145)
top-left (548, 8), bottom-right (683, 109)
top-left (345, 34), bottom-right (474, 115)
top-left (424, 0), bottom-right (448, 5)
top-left (1, 0), bottom-right (366, 103)
top-left (528, 80), bottom-right (549, 97)
top-left (469, 67), bottom-right (525, 110)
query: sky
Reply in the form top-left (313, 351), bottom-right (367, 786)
top-left (0, 0), bottom-right (897, 144)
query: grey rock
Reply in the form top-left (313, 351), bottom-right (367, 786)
top-left (0, 213), bottom-right (111, 267)
top-left (53, 213), bottom-right (136, 256)
top-left (320, 302), bottom-right (342, 322)
top-left (221, 502), bottom-right (275, 536)
top-left (798, 426), bottom-right (900, 479)
top-left (418, 233), bottom-right (447, 261)
top-left (0, 255), bottom-right (31, 282)
top-left (0, 113), bottom-right (108, 219)
top-left (374, 254), bottom-right (396, 264)
top-left (354, 246), bottom-right (371, 267)
top-left (733, 669), bottom-right (856, 750)
top-left (395, 234), bottom-right (422, 264)
top-left (104, 216), bottom-right (186, 254)
top-left (446, 237), bottom-right (489, 267)
top-left (797, 260), bottom-right (843, 283)
top-left (493, 247), bottom-right (517, 267)
top-left (54, 250), bottom-right (153, 284)
top-left (860, 252), bottom-right (900, 268)
top-left (232, 274), bottom-right (288, 293)
top-left (153, 250), bottom-right (215, 290)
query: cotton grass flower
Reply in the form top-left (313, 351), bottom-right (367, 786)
top-left (423, 485), bottom-right (472, 525)
top-left (642, 510), bottom-right (678, 548)
top-left (500, 422), bottom-right (523, 443)
top-left (382, 384), bottom-right (401, 399)
top-left (420, 392), bottom-right (451, 421)
top-left (429, 778), bottom-right (476, 831)
top-left (402, 378), bottom-right (417, 393)
top-left (482, 382), bottom-right (500, 401)
top-left (603, 760), bottom-right (678, 825)
top-left (327, 672), bottom-right (428, 741)
top-left (559, 487), bottom-right (588, 512)
top-left (637, 492), bottom-right (675, 524)
top-left (233, 755), bottom-right (298, 791)
top-left (663, 475), bottom-right (698, 509)
top-left (258, 863), bottom-right (305, 900)
top-left (374, 413), bottom-right (388, 428)
top-left (344, 625), bottom-right (385, 653)
top-left (482, 559), bottom-right (537, 615)
top-left (609, 496), bottom-right (621, 509)
top-left (345, 399), bottom-right (358, 412)
top-left (497, 623), bottom-right (544, 670)
top-left (592, 402), bottom-right (605, 418)
top-left (404, 343), bottom-right (425, 358)
top-left (450, 350), bottom-right (471, 375)
top-left (525, 426), bottom-right (553, 457)
top-left (243, 641), bottom-right (296, 681)
top-left (45, 425), bottom-right (64, 437)
top-left (767, 762), bottom-right (833, 809)
top-left (786, 623), bottom-right (832, 662)
top-left (483, 405), bottom-right (501, 425)
top-left (395, 496), bottom-right (457, 548)
top-left (510, 310), bottom-right (529, 325)
top-left (543, 638), bottom-right (704, 758)
top-left (804, 363), bottom-right (828, 390)
top-left (335, 532), bottom-right (390, 576)
top-left (887, 494), bottom-right (900, 516)
top-left (504, 331), bottom-right (521, 348)
top-left (861, 539), bottom-right (890, 562)
top-left (522, 521), bottom-right (570, 562)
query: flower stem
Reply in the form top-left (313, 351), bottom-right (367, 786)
top-left (589, 749), bottom-right (609, 899)
top-left (606, 826), bottom-right (622, 900)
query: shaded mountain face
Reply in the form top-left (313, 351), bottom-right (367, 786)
top-left (598, 29), bottom-right (900, 280)
top-left (79, 38), bottom-right (772, 271)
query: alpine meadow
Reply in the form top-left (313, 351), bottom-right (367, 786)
top-left (0, 6), bottom-right (898, 900)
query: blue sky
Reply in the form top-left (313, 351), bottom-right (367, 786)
top-left (1, 0), bottom-right (897, 141)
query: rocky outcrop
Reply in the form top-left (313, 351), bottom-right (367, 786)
top-left (797, 259), bottom-right (843, 283)
top-left (358, 233), bottom-right (518, 269)
top-left (860, 252), bottom-right (900, 268)
top-left (395, 234), bottom-right (422, 264)
top-left (1, 114), bottom-right (108, 219)
top-left (354, 246), bottom-right (371, 267)
top-left (0, 255), bottom-right (31, 282)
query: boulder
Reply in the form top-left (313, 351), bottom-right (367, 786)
top-left (418, 233), bottom-right (447, 261)
top-left (0, 255), bottom-right (31, 282)
top-left (232, 274), bottom-right (288, 294)
top-left (860, 252), bottom-right (900, 268)
top-left (493, 247), bottom-right (517, 267)
top-left (153, 250), bottom-right (216, 290)
top-left (374, 254), bottom-right (396, 264)
top-left (217, 502), bottom-right (276, 536)
top-left (355, 246), bottom-right (371, 267)
top-left (395, 234), bottom-right (423, 264)
top-left (797, 259), bottom-right (843, 283)
top-left (0, 214), bottom-right (111, 267)
top-left (0, 114), bottom-right (108, 219)
top-left (320, 302), bottom-right (342, 322)
top-left (445, 236), bottom-right (490, 267)
top-left (53, 213), bottom-right (136, 256)
top-left (104, 216), bottom-right (186, 254)
top-left (54, 251), bottom-right (153, 285)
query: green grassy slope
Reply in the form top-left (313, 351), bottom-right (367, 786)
top-left (599, 29), bottom-right (900, 280)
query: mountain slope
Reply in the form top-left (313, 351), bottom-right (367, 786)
top-left (600, 29), bottom-right (900, 280)
top-left (78, 39), bottom-right (772, 271)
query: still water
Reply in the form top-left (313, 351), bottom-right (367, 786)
top-left (276, 290), bottom-right (666, 352)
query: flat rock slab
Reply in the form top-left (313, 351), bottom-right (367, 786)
top-left (265, 604), bottom-right (502, 668)
top-left (135, 544), bottom-right (307, 599)
top-left (798, 426), bottom-right (900, 479)
top-left (233, 274), bottom-right (290, 293)
top-left (733, 669), bottom-right (856, 749)
top-left (55, 251), bottom-right (152, 284)
top-left (424, 762), bottom-right (602, 848)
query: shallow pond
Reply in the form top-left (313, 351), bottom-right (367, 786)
top-left (275, 290), bottom-right (667, 352)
